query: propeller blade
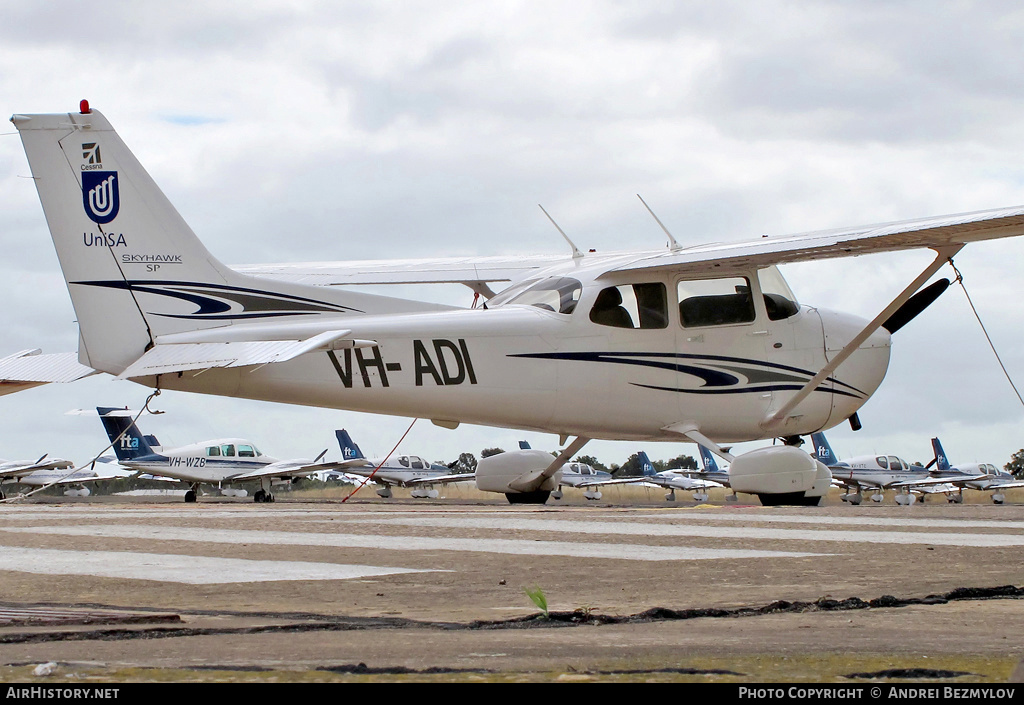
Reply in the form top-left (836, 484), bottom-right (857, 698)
top-left (313, 448), bottom-right (328, 464)
top-left (924, 457), bottom-right (936, 470)
top-left (882, 278), bottom-right (950, 334)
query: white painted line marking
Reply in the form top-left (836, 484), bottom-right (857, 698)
top-left (3, 507), bottom-right (1024, 530)
top-left (0, 545), bottom-right (431, 584)
top-left (647, 512), bottom-right (1024, 530)
top-left (332, 516), bottom-right (1024, 547)
top-left (0, 525), bottom-right (822, 562)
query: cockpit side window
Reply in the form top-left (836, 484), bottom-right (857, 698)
top-left (678, 277), bottom-right (755, 328)
top-left (489, 277), bottom-right (582, 314)
top-left (590, 283), bottom-right (668, 329)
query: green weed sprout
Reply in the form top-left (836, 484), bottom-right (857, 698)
top-left (523, 585), bottom-right (549, 618)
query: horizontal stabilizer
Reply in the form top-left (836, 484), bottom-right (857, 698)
top-left (116, 330), bottom-right (356, 378)
top-left (0, 350), bottom-right (96, 394)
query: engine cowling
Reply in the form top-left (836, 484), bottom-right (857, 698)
top-left (728, 446), bottom-right (830, 505)
top-left (476, 450), bottom-right (562, 494)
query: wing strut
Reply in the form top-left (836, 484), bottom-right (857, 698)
top-left (507, 436), bottom-right (590, 492)
top-left (762, 245), bottom-right (963, 431)
top-left (662, 423), bottom-right (735, 463)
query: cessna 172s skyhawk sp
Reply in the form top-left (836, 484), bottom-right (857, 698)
top-left (12, 103), bottom-right (1024, 505)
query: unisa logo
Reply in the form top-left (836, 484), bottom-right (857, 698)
top-left (82, 171), bottom-right (120, 224)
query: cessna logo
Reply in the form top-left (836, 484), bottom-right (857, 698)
top-left (82, 143), bottom-right (101, 164)
top-left (82, 171), bottom-right (120, 224)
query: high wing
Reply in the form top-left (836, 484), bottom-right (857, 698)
top-left (231, 206), bottom-right (1024, 287)
top-left (0, 349), bottom-right (96, 395)
top-left (228, 459), bottom-right (353, 482)
top-left (233, 254), bottom-right (569, 292)
top-left (606, 206), bottom-right (1024, 276)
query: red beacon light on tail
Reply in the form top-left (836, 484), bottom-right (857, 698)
top-left (79, 99), bottom-right (91, 114)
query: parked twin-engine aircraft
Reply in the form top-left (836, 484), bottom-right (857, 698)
top-left (1, 456), bottom-right (134, 498)
top-left (0, 455), bottom-right (74, 500)
top-left (927, 437), bottom-right (1024, 504)
top-left (98, 406), bottom-right (345, 503)
top-left (13, 103), bottom-right (1024, 505)
top-left (335, 429), bottom-right (473, 498)
top-left (810, 432), bottom-right (937, 505)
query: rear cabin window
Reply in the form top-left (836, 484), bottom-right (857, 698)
top-left (221, 445), bottom-right (235, 457)
top-left (678, 277), bottom-right (755, 328)
top-left (590, 283), bottom-right (668, 329)
top-left (207, 446), bottom-right (221, 457)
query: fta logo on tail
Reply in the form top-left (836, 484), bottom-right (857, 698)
top-left (120, 436), bottom-right (139, 450)
top-left (82, 171), bottom-right (120, 224)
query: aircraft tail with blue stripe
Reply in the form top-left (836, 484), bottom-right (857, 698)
top-left (698, 445), bottom-right (721, 473)
top-left (810, 432), bottom-right (839, 466)
top-left (931, 437), bottom-right (952, 472)
top-left (336, 429), bottom-right (367, 461)
top-left (97, 407), bottom-right (156, 461)
top-left (637, 451), bottom-right (657, 477)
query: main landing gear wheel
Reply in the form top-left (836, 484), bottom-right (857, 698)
top-left (184, 490), bottom-right (197, 503)
top-left (757, 492), bottom-right (821, 507)
top-left (253, 489), bottom-right (275, 503)
top-left (505, 490), bottom-right (551, 505)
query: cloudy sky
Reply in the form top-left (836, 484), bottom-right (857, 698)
top-left (3, 1), bottom-right (1024, 472)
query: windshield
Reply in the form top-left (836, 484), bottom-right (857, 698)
top-left (758, 266), bottom-right (800, 320)
top-left (489, 277), bottom-right (582, 314)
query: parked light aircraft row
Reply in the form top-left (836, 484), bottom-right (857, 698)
top-left (10, 102), bottom-right (1024, 506)
top-left (811, 433), bottom-right (1024, 505)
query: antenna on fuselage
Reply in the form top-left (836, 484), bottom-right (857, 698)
top-left (636, 194), bottom-right (682, 252)
top-left (538, 204), bottom-right (583, 259)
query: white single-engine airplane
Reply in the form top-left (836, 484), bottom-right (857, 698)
top-left (13, 103), bottom-right (1024, 505)
top-left (596, 450), bottom-right (725, 503)
top-left (335, 428), bottom-right (473, 498)
top-left (810, 431), bottom-right (938, 505)
top-left (97, 406), bottom-right (345, 503)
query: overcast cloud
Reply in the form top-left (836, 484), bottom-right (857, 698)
top-left (2, 1), bottom-right (1024, 470)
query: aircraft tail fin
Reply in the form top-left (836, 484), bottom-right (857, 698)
top-left (931, 437), bottom-right (951, 472)
top-left (698, 445), bottom-right (721, 473)
top-left (637, 451), bottom-right (656, 476)
top-left (336, 429), bottom-right (366, 461)
top-left (810, 432), bottom-right (838, 465)
top-left (97, 406), bottom-right (154, 461)
top-left (12, 105), bottom-right (447, 375)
